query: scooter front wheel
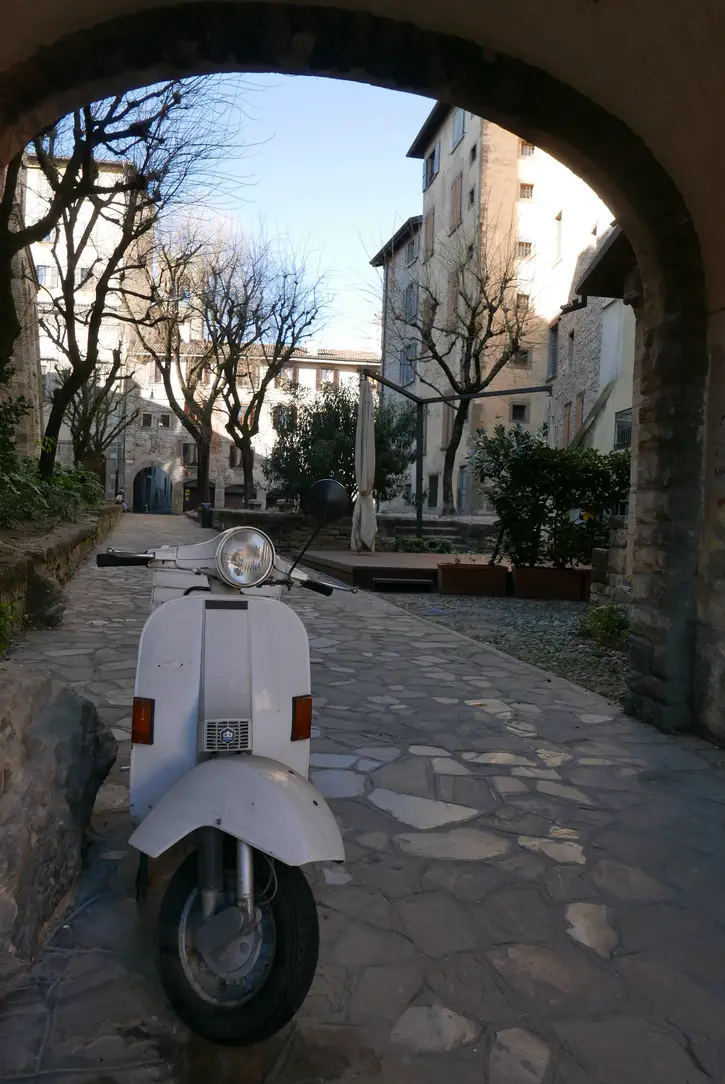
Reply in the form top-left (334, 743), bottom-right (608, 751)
top-left (158, 848), bottom-right (319, 1045)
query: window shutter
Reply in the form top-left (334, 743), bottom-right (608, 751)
top-left (433, 141), bottom-right (440, 175)
top-left (451, 173), bottom-right (463, 230)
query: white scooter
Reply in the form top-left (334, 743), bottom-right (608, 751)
top-left (96, 479), bottom-right (353, 1046)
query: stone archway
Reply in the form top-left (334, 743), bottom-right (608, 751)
top-left (132, 465), bottom-right (174, 514)
top-left (0, 3), bottom-right (709, 735)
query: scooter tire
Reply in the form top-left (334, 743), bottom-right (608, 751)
top-left (157, 850), bottom-right (319, 1045)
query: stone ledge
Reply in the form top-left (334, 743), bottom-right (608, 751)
top-left (0, 665), bottom-right (117, 974)
top-left (0, 504), bottom-right (121, 637)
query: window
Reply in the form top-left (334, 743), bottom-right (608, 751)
top-left (159, 414), bottom-right (170, 428)
top-left (446, 270), bottom-right (458, 328)
top-left (519, 183), bottom-right (534, 200)
top-left (516, 293), bottom-right (530, 311)
top-left (450, 172), bottom-right (463, 231)
top-left (428, 474), bottom-right (439, 508)
top-left (272, 404), bottom-right (296, 430)
top-left (141, 413), bottom-right (152, 428)
top-left (451, 107), bottom-right (466, 149)
top-left (182, 442), bottom-right (198, 466)
top-left (229, 445), bottom-right (243, 468)
top-left (404, 282), bottom-right (418, 322)
top-left (469, 144), bottom-right (477, 166)
top-left (405, 236), bottom-right (419, 266)
top-left (423, 210), bottom-right (435, 260)
top-left (575, 392), bottom-right (584, 432)
top-left (441, 403), bottom-right (454, 448)
top-left (567, 329), bottom-right (575, 373)
top-left (317, 368), bottom-right (336, 388)
top-left (517, 241), bottom-right (532, 259)
top-left (510, 402), bottom-right (529, 424)
top-left (614, 407), bottom-right (633, 450)
top-left (399, 342), bottom-right (416, 386)
top-left (554, 212), bottom-right (563, 264)
top-left (78, 266), bottom-right (91, 286)
top-left (423, 141), bottom-right (441, 189)
top-left (547, 322), bottom-right (559, 379)
top-left (153, 361), bottom-right (163, 383)
top-left (563, 402), bottom-right (572, 445)
top-left (512, 348), bottom-right (531, 367)
top-left (36, 265), bottom-right (59, 288)
top-left (467, 243), bottom-right (475, 264)
top-left (468, 186), bottom-right (476, 209)
top-left (519, 140), bottom-right (535, 157)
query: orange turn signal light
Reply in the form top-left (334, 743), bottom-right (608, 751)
top-left (291, 695), bottom-right (313, 742)
top-left (131, 697), bottom-right (155, 745)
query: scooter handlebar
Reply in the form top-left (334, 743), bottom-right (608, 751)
top-left (97, 551), bottom-right (152, 568)
top-left (300, 578), bottom-right (334, 597)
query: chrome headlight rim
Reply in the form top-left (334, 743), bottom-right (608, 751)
top-left (215, 527), bottom-right (276, 589)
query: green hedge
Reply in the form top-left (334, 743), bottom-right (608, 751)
top-left (0, 459), bottom-right (104, 528)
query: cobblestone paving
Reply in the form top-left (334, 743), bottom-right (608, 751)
top-left (3, 516), bottom-right (725, 1083)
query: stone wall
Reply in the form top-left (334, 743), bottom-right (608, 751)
top-left (0, 504), bottom-right (120, 639)
top-left (205, 508), bottom-right (498, 555)
top-left (590, 516), bottom-right (630, 607)
top-left (0, 666), bottom-right (116, 973)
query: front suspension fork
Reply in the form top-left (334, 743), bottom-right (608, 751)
top-left (196, 827), bottom-right (255, 925)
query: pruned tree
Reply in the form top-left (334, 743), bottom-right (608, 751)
top-left (202, 239), bottom-right (326, 505)
top-left (52, 347), bottom-right (139, 479)
top-left (388, 227), bottom-right (536, 514)
top-left (26, 77), bottom-right (245, 478)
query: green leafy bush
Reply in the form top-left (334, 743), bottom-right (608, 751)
top-left (579, 604), bottom-right (629, 651)
top-left (469, 424), bottom-right (630, 567)
top-left (0, 459), bottom-right (104, 528)
top-left (394, 536), bottom-right (456, 554)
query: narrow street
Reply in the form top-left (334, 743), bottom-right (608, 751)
top-left (2, 515), bottom-right (725, 1083)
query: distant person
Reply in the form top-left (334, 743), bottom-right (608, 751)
top-left (115, 492), bottom-right (128, 513)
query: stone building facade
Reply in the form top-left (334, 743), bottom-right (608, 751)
top-left (120, 345), bottom-right (380, 515)
top-left (375, 102), bottom-right (613, 515)
top-left (549, 229), bottom-right (636, 455)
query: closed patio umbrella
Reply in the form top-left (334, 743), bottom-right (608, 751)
top-left (351, 375), bottom-right (377, 551)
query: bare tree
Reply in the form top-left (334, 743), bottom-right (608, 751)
top-left (52, 346), bottom-right (139, 479)
top-left (128, 232), bottom-right (225, 505)
top-left (201, 239), bottom-right (326, 505)
top-left (27, 78), bottom-right (246, 479)
top-left (388, 227), bottom-right (536, 514)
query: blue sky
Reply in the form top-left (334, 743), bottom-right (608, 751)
top-left (222, 75), bottom-right (433, 352)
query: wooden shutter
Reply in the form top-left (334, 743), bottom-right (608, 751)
top-left (447, 270), bottom-right (458, 328)
top-left (575, 392), bottom-right (584, 433)
top-left (424, 212), bottom-right (435, 260)
top-left (450, 173), bottom-right (463, 230)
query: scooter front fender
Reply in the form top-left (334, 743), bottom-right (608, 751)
top-left (129, 756), bottom-right (344, 866)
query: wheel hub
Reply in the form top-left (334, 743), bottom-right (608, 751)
top-left (199, 909), bottom-right (264, 980)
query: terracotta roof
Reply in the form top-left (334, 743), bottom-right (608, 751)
top-left (129, 338), bottom-right (379, 365)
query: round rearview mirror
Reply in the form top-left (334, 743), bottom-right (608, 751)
top-left (305, 478), bottom-right (350, 525)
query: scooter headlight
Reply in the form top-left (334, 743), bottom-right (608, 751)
top-left (215, 528), bottom-right (275, 588)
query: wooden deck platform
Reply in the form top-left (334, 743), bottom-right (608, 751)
top-left (304, 550), bottom-right (490, 591)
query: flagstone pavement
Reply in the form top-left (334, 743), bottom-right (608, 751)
top-left (3, 515), bottom-right (725, 1083)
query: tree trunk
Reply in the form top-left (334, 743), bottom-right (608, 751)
top-left (241, 439), bottom-right (255, 507)
top-left (196, 434), bottom-right (212, 505)
top-left (441, 401), bottom-right (470, 516)
top-left (0, 250), bottom-right (21, 390)
top-left (38, 397), bottom-right (67, 478)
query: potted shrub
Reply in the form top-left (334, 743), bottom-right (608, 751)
top-left (469, 425), bottom-right (630, 601)
top-left (437, 554), bottom-right (509, 596)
